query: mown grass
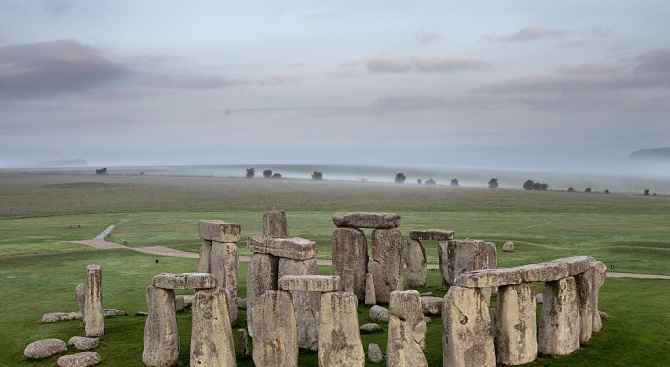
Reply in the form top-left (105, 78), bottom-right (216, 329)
top-left (1, 171), bottom-right (669, 366)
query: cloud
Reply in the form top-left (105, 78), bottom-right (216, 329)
top-left (483, 27), bottom-right (568, 43)
top-left (0, 39), bottom-right (129, 100)
top-left (305, 12), bottom-right (344, 21)
top-left (557, 63), bottom-right (621, 75)
top-left (258, 74), bottom-right (308, 85)
top-left (145, 75), bottom-right (252, 90)
top-left (416, 32), bottom-right (442, 43)
top-left (366, 57), bottom-right (412, 74)
top-left (412, 57), bottom-right (491, 72)
top-left (634, 47), bottom-right (670, 74)
top-left (122, 53), bottom-right (185, 67)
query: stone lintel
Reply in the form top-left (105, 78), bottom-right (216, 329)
top-left (516, 262), bottom-right (570, 283)
top-left (550, 256), bottom-right (594, 276)
top-left (278, 275), bottom-right (341, 292)
top-left (332, 212), bottom-right (400, 229)
top-left (409, 229), bottom-right (455, 241)
top-left (247, 235), bottom-right (317, 260)
top-left (152, 273), bottom-right (217, 290)
top-left (455, 268), bottom-right (524, 288)
top-left (198, 220), bottom-right (241, 242)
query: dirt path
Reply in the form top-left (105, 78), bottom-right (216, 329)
top-left (71, 238), bottom-right (670, 279)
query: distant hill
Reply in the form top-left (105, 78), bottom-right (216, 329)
top-left (630, 147), bottom-right (670, 161)
top-left (40, 158), bottom-right (88, 167)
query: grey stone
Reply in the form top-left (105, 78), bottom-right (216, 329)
top-left (387, 290), bottom-right (428, 367)
top-left (332, 212), bottom-right (401, 229)
top-left (248, 235), bottom-right (317, 260)
top-left (370, 228), bottom-right (404, 303)
top-left (238, 328), bottom-right (249, 359)
top-left (236, 297), bottom-right (247, 309)
top-left (516, 262), bottom-right (570, 283)
top-left (56, 352), bottom-right (101, 367)
top-left (278, 275), bottom-right (341, 292)
top-left (599, 310), bottom-right (609, 319)
top-left (536, 293), bottom-right (544, 304)
top-left (485, 242), bottom-right (498, 269)
top-left (252, 290), bottom-right (298, 367)
top-left (438, 241), bottom-right (449, 289)
top-left (550, 256), bottom-right (594, 276)
top-left (263, 208), bottom-right (289, 238)
top-left (425, 316), bottom-right (433, 323)
top-left (496, 283), bottom-right (538, 365)
top-left (84, 264), bottom-right (104, 337)
top-left (332, 227), bottom-right (368, 300)
top-left (182, 295), bottom-right (194, 308)
top-left (198, 220), bottom-right (241, 242)
top-left (591, 260), bottom-right (607, 333)
top-left (152, 273), bottom-right (217, 290)
top-left (409, 229), bottom-right (454, 241)
top-left (446, 240), bottom-right (490, 287)
top-left (365, 272), bottom-right (376, 305)
top-left (369, 305), bottom-right (390, 323)
top-left (196, 240), bottom-right (212, 273)
top-left (103, 309), bottom-right (125, 317)
top-left (210, 241), bottom-right (239, 325)
top-left (41, 312), bottom-right (82, 323)
top-left (67, 336), bottom-right (99, 351)
top-left (538, 277), bottom-right (580, 356)
top-left (76, 283), bottom-right (86, 315)
top-left (502, 241), bottom-right (514, 252)
top-left (406, 239), bottom-right (427, 287)
top-left (142, 285), bottom-right (179, 367)
top-left (319, 292), bottom-right (365, 367)
top-left (174, 296), bottom-right (184, 312)
top-left (190, 288), bottom-right (236, 367)
top-left (24, 338), bottom-right (67, 359)
top-left (575, 268), bottom-right (595, 343)
top-left (368, 343), bottom-right (384, 363)
top-left (455, 268), bottom-right (524, 288)
top-left (279, 257), bottom-right (321, 351)
top-left (420, 296), bottom-right (444, 316)
top-left (246, 253), bottom-right (278, 338)
top-left (360, 323), bottom-right (382, 332)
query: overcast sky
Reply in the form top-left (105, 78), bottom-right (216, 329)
top-left (1, 0), bottom-right (669, 172)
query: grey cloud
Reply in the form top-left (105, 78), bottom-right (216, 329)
top-left (416, 33), bottom-right (442, 43)
top-left (123, 53), bottom-right (185, 67)
top-left (0, 39), bottom-right (129, 100)
top-left (483, 27), bottom-right (568, 43)
top-left (412, 57), bottom-right (491, 72)
top-left (146, 75), bottom-right (252, 90)
top-left (557, 63), bottom-right (621, 75)
top-left (258, 74), bottom-right (307, 85)
top-left (634, 47), bottom-right (670, 74)
top-left (366, 57), bottom-right (412, 74)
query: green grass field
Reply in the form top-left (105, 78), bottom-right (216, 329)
top-left (1, 171), bottom-right (669, 366)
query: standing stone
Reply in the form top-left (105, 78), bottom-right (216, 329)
top-left (575, 268), bottom-right (595, 343)
top-left (85, 265), bottom-right (104, 337)
top-left (484, 242), bottom-right (498, 269)
top-left (246, 253), bottom-right (279, 338)
top-left (446, 240), bottom-right (490, 287)
top-left (405, 239), bottom-right (427, 287)
top-left (496, 283), bottom-right (537, 365)
top-left (364, 273), bottom-right (376, 305)
top-left (143, 286), bottom-right (179, 367)
top-left (438, 241), bottom-right (449, 289)
top-left (279, 257), bottom-right (320, 351)
top-left (238, 329), bottom-right (249, 359)
top-left (210, 241), bottom-right (239, 326)
top-left (197, 240), bottom-right (212, 273)
top-left (591, 260), bottom-right (607, 333)
top-left (442, 286), bottom-right (495, 367)
top-left (252, 291), bottom-right (298, 367)
top-left (190, 288), bottom-right (235, 367)
top-left (370, 228), bottom-right (404, 303)
top-left (263, 208), bottom-right (289, 237)
top-left (76, 283), bottom-right (86, 315)
top-left (332, 227), bottom-right (368, 300)
top-left (538, 277), bottom-right (580, 356)
top-left (319, 292), bottom-right (365, 367)
top-left (387, 291), bottom-right (427, 367)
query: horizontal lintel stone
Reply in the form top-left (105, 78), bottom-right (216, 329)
top-left (278, 275), bottom-right (341, 292)
top-left (332, 212), bottom-right (400, 229)
top-left (152, 273), bottom-right (217, 290)
top-left (409, 229), bottom-right (455, 241)
top-left (198, 220), bottom-right (241, 242)
top-left (247, 235), bottom-right (317, 260)
top-left (455, 268), bottom-right (524, 288)
top-left (550, 256), bottom-right (594, 276)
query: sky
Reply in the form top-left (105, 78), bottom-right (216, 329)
top-left (1, 0), bottom-right (669, 173)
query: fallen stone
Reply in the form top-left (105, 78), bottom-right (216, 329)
top-left (152, 272), bottom-right (217, 290)
top-left (538, 277), bottom-right (580, 356)
top-left (278, 275), bottom-right (341, 292)
top-left (332, 227), bottom-right (368, 300)
top-left (502, 241), bottom-right (514, 252)
top-left (406, 239), bottom-right (427, 287)
top-left (56, 352), bottom-right (101, 367)
top-left (425, 316), bottom-right (433, 323)
top-left (198, 220), bottom-right (241, 242)
top-left (387, 290), bottom-right (428, 367)
top-left (496, 283), bottom-right (538, 365)
top-left (360, 323), bottom-right (382, 333)
top-left (135, 311), bottom-right (148, 316)
top-left (409, 229), bottom-right (454, 241)
top-left (24, 338), bottom-right (67, 359)
top-left (369, 305), bottom-right (390, 322)
top-left (420, 296), bottom-right (444, 316)
top-left (319, 291), bottom-right (365, 367)
top-left (332, 212), bottom-right (400, 229)
top-left (263, 208), bottom-right (289, 237)
top-left (420, 292), bottom-right (433, 296)
top-left (191, 287), bottom-right (236, 367)
top-left (42, 312), bottom-right (82, 323)
top-left (67, 336), bottom-right (99, 351)
top-left (599, 310), bottom-right (609, 319)
top-left (252, 290), bottom-right (298, 367)
top-left (368, 343), bottom-right (384, 363)
top-left (103, 309), bottom-right (126, 317)
top-left (248, 235), bottom-right (317, 260)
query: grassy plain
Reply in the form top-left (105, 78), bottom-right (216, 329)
top-left (1, 171), bottom-right (669, 366)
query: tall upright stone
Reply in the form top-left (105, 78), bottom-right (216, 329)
top-left (190, 288), bottom-right (235, 367)
top-left (370, 228), bottom-right (404, 303)
top-left (332, 227), bottom-right (368, 300)
top-left (143, 285), bottom-right (179, 367)
top-left (575, 268), bottom-right (595, 343)
top-left (252, 291), bottom-right (298, 367)
top-left (263, 208), bottom-right (289, 238)
top-left (538, 277), bottom-right (580, 356)
top-left (196, 240), bottom-right (212, 273)
top-left (590, 260), bottom-right (607, 333)
top-left (365, 273), bottom-right (376, 305)
top-left (387, 290), bottom-right (427, 367)
top-left (442, 286), bottom-right (495, 367)
top-left (246, 253), bottom-right (279, 338)
top-left (210, 241), bottom-right (239, 326)
top-left (446, 240), bottom-right (490, 287)
top-left (496, 282), bottom-right (537, 365)
top-left (405, 239), bottom-right (427, 287)
top-left (84, 265), bottom-right (104, 337)
top-left (438, 241), bottom-right (449, 289)
top-left (76, 283), bottom-right (86, 316)
top-left (279, 257), bottom-right (320, 351)
top-left (319, 292), bottom-right (365, 367)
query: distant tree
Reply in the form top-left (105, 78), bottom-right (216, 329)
top-left (567, 187), bottom-right (575, 192)
top-left (488, 178), bottom-right (499, 189)
top-left (450, 178), bottom-right (459, 187)
top-left (533, 182), bottom-right (549, 191)
top-left (585, 187), bottom-right (592, 193)
top-left (605, 189), bottom-right (610, 194)
top-left (272, 172), bottom-right (282, 179)
top-left (246, 167), bottom-right (255, 178)
top-left (263, 169), bottom-right (273, 178)
top-left (417, 179), bottom-right (422, 185)
top-left (395, 173), bottom-right (406, 184)
top-left (523, 180), bottom-right (535, 190)
top-left (95, 168), bottom-right (107, 175)
top-left (644, 189), bottom-right (650, 196)
top-left (425, 178), bottom-right (436, 185)
top-left (312, 171), bottom-right (323, 180)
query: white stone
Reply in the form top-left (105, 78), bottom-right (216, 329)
top-left (85, 265), bottom-right (104, 337)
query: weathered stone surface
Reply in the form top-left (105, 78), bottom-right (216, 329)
top-left (248, 235), bottom-right (317, 260)
top-left (152, 273), bottom-right (217, 290)
top-left (551, 256), bottom-right (594, 276)
top-left (538, 277), bottom-right (580, 356)
top-left (237, 328), bottom-right (249, 359)
top-left (365, 272), bottom-right (376, 305)
top-left (198, 220), bottom-right (241, 242)
top-left (516, 262), bottom-right (569, 283)
top-left (332, 227), bottom-right (368, 300)
top-left (406, 239), bottom-right (427, 287)
top-left (190, 288), bottom-right (236, 367)
top-left (332, 212), bottom-right (400, 229)
top-left (278, 275), bottom-right (341, 292)
top-left (263, 208), bottom-right (289, 238)
top-left (279, 257), bottom-right (321, 351)
top-left (252, 291), bottom-right (298, 367)
top-left (420, 296), bottom-right (444, 316)
top-left (319, 292), bottom-right (365, 367)
top-left (370, 228), bottom-right (404, 303)
top-left (536, 293), bottom-right (544, 304)
top-left (76, 283), bottom-right (86, 315)
top-left (591, 260), bottom-right (607, 332)
top-left (455, 268), bottom-right (524, 288)
top-left (442, 286), bottom-right (495, 367)
top-left (67, 336), bottom-right (99, 351)
top-left (56, 352), bottom-right (101, 367)
top-left (446, 240), bottom-right (490, 287)
top-left (502, 241), bottom-right (514, 252)
top-left (409, 229), bottom-right (454, 241)
top-left (24, 338), bottom-right (67, 359)
top-left (236, 297), bottom-right (247, 309)
top-left (343, 267), bottom-right (355, 294)
top-left (387, 290), bottom-right (428, 367)
top-left (196, 240), bottom-right (212, 273)
top-left (360, 323), bottom-right (382, 332)
top-left (174, 295), bottom-right (185, 312)
top-left (369, 305), bottom-right (390, 322)
top-left (210, 241), bottom-right (239, 325)
top-left (368, 343), bottom-right (384, 363)
top-left (496, 283), bottom-right (538, 365)
top-left (575, 268), bottom-right (595, 343)
top-left (85, 264), bottom-right (104, 337)
top-left (143, 285), bottom-right (179, 367)
top-left (485, 242), bottom-right (498, 269)
top-left (42, 312), bottom-right (82, 323)
top-left (438, 241), bottom-right (449, 289)
top-left (246, 253), bottom-right (278, 338)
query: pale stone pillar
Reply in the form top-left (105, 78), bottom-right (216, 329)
top-left (252, 290), bottom-right (298, 367)
top-left (438, 241), bottom-right (449, 289)
top-left (590, 260), bottom-right (607, 332)
top-left (365, 273), bottom-right (376, 305)
top-left (442, 286), bottom-right (495, 367)
top-left (319, 292), bottom-right (365, 367)
top-left (84, 265), bottom-right (104, 337)
top-left (446, 240), bottom-right (490, 287)
top-left (332, 227), bottom-right (368, 300)
top-left (237, 328), bottom-right (249, 359)
top-left (538, 277), bottom-right (580, 356)
top-left (575, 268), bottom-right (594, 343)
top-left (405, 239), bottom-right (427, 287)
top-left (190, 288), bottom-right (235, 367)
top-left (246, 253), bottom-right (278, 338)
top-left (496, 282), bottom-right (537, 365)
top-left (370, 228), bottom-right (404, 303)
top-left (263, 208), bottom-right (289, 237)
top-left (279, 257), bottom-right (320, 351)
top-left (196, 240), bottom-right (212, 273)
top-left (75, 283), bottom-right (86, 316)
top-left (387, 290), bottom-right (427, 367)
top-left (210, 241), bottom-right (239, 326)
top-left (143, 285), bottom-right (179, 367)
